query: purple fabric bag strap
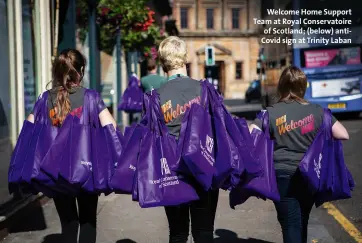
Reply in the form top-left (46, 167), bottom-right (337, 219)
top-left (33, 91), bottom-right (49, 124)
top-left (256, 110), bottom-right (270, 139)
top-left (85, 89), bottom-right (102, 127)
top-left (129, 75), bottom-right (139, 87)
top-left (200, 80), bottom-right (210, 109)
top-left (147, 91), bottom-right (169, 136)
top-left (322, 108), bottom-right (332, 140)
top-left (140, 91), bottom-right (151, 127)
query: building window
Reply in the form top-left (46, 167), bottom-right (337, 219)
top-left (232, 8), bottom-right (240, 29)
top-left (235, 62), bottom-right (243, 79)
top-left (180, 7), bottom-right (188, 29)
top-left (206, 8), bottom-right (214, 29)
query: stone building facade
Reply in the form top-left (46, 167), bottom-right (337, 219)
top-left (173, 0), bottom-right (262, 98)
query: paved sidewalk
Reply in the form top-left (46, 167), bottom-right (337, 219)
top-left (2, 191), bottom-right (336, 243)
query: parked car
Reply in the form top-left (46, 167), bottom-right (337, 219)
top-left (245, 79), bottom-right (261, 103)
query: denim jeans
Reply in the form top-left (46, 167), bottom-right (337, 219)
top-left (53, 194), bottom-right (99, 243)
top-left (164, 189), bottom-right (219, 243)
top-left (274, 171), bottom-right (315, 243)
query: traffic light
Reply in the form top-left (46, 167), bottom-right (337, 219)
top-left (205, 46), bottom-right (215, 66)
top-left (256, 59), bottom-right (265, 74)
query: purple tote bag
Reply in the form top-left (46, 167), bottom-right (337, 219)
top-left (20, 92), bottom-right (62, 195)
top-left (8, 120), bottom-right (36, 193)
top-left (204, 82), bottom-right (261, 189)
top-left (312, 109), bottom-right (355, 207)
top-left (108, 123), bottom-right (143, 194)
top-left (109, 87), bottom-right (152, 194)
top-left (137, 91), bottom-right (199, 208)
top-left (221, 107), bottom-right (262, 190)
top-left (229, 110), bottom-right (279, 208)
top-left (8, 92), bottom-right (58, 194)
top-left (176, 81), bottom-right (216, 191)
top-left (9, 91), bottom-right (65, 197)
top-left (41, 90), bottom-right (94, 193)
top-left (87, 90), bottom-right (123, 193)
top-left (22, 92), bottom-right (59, 184)
top-left (8, 92), bottom-right (46, 187)
top-left (298, 109), bottom-right (330, 194)
top-left (118, 75), bottom-right (143, 113)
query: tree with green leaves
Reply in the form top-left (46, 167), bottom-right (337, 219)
top-left (76, 0), bottom-right (166, 58)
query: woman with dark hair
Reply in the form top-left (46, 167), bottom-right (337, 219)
top-left (27, 49), bottom-right (116, 243)
top-left (249, 66), bottom-right (349, 243)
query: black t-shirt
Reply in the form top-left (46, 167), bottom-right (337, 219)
top-left (158, 76), bottom-right (201, 137)
top-left (253, 101), bottom-right (337, 177)
top-left (33, 87), bottom-right (106, 126)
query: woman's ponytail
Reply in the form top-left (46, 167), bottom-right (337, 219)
top-left (51, 49), bottom-right (86, 125)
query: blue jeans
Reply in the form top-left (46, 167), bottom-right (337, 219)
top-left (274, 171), bottom-right (315, 243)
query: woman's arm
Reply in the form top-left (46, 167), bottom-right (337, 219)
top-left (99, 109), bottom-right (117, 129)
top-left (332, 121), bottom-right (349, 140)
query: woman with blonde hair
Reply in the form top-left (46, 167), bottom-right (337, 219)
top-left (157, 36), bottom-right (219, 243)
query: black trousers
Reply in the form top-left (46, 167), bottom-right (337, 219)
top-left (164, 189), bottom-right (219, 243)
top-left (274, 171), bottom-right (315, 243)
top-left (53, 194), bottom-right (99, 243)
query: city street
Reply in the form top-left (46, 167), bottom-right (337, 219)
top-left (1, 108), bottom-right (361, 243)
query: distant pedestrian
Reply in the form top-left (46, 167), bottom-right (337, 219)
top-left (157, 36), bottom-right (220, 243)
top-left (249, 66), bottom-right (349, 243)
top-left (141, 58), bottom-right (167, 92)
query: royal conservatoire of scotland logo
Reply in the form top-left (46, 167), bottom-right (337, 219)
top-left (160, 158), bottom-right (171, 175)
top-left (206, 135), bottom-right (214, 154)
top-left (81, 161), bottom-right (92, 171)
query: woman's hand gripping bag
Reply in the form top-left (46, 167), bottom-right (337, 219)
top-left (175, 80), bottom-right (217, 191)
top-left (314, 109), bottom-right (355, 207)
top-left (229, 110), bottom-right (279, 208)
top-left (137, 91), bottom-right (199, 208)
top-left (118, 75), bottom-right (143, 113)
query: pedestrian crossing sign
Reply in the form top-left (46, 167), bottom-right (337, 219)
top-left (205, 46), bottom-right (215, 66)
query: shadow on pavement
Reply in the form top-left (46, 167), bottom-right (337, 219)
top-left (42, 234), bottom-right (63, 243)
top-left (214, 229), bottom-right (274, 243)
top-left (8, 199), bottom-right (47, 233)
top-left (116, 239), bottom-right (137, 243)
